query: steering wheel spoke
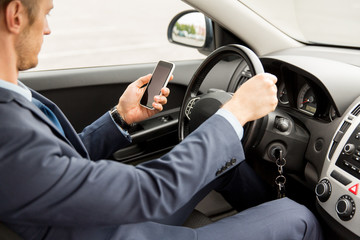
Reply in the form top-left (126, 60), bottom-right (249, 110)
top-left (185, 97), bottom-right (201, 120)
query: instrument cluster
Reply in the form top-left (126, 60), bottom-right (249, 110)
top-left (277, 74), bottom-right (337, 122)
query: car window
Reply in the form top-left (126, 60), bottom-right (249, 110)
top-left (34, 0), bottom-right (205, 71)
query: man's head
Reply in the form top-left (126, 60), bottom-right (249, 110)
top-left (0, 0), bottom-right (53, 72)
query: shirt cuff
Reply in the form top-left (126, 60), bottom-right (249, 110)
top-left (215, 108), bottom-right (244, 142)
top-left (108, 112), bottom-right (131, 140)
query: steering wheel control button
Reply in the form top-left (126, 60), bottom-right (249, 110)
top-left (349, 183), bottom-right (359, 195)
top-left (315, 179), bottom-right (332, 202)
top-left (336, 195), bottom-right (356, 221)
top-left (330, 170), bottom-right (351, 186)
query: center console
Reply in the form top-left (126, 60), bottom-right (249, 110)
top-left (316, 97), bottom-right (360, 237)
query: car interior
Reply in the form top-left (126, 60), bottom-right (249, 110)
top-left (1, 0), bottom-right (360, 239)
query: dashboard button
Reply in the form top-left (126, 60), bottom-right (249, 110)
top-left (349, 184), bottom-right (359, 195)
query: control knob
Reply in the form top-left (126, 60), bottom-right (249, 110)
top-left (336, 195), bottom-right (356, 221)
top-left (344, 143), bottom-right (355, 155)
top-left (315, 179), bottom-right (331, 202)
top-left (275, 118), bottom-right (290, 132)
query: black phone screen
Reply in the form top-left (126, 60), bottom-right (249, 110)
top-left (140, 61), bottom-right (174, 109)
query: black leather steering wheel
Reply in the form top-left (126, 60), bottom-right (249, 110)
top-left (178, 44), bottom-right (265, 151)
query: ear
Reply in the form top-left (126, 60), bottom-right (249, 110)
top-left (5, 0), bottom-right (27, 34)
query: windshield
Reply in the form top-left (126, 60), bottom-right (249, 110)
top-left (240, 0), bottom-right (360, 48)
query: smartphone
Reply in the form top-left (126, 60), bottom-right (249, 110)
top-left (140, 60), bottom-right (175, 109)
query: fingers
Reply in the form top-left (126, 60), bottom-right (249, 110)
top-left (154, 94), bottom-right (168, 106)
top-left (258, 74), bottom-right (278, 113)
top-left (152, 87), bottom-right (170, 111)
top-left (152, 102), bottom-right (163, 112)
top-left (161, 87), bottom-right (170, 97)
top-left (154, 87), bottom-right (170, 103)
top-left (222, 72), bottom-right (279, 126)
top-left (135, 74), bottom-right (171, 112)
top-left (263, 73), bottom-right (278, 110)
top-left (263, 73), bottom-right (277, 84)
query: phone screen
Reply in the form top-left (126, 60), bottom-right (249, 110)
top-left (140, 61), bottom-right (175, 109)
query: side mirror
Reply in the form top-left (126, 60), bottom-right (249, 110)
top-left (168, 10), bottom-right (214, 51)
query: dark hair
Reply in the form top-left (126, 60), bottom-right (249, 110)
top-left (0, 0), bottom-right (38, 24)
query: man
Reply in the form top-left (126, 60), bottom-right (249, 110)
top-left (0, 0), bottom-right (324, 239)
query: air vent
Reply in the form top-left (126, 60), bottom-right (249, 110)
top-left (351, 104), bottom-right (360, 116)
top-left (329, 142), bottom-right (339, 160)
top-left (328, 121), bottom-right (351, 159)
top-left (340, 121), bottom-right (351, 133)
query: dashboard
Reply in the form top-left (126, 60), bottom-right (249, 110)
top-left (316, 97), bottom-right (360, 238)
top-left (224, 56), bottom-right (337, 123)
top-left (198, 45), bottom-right (360, 239)
top-left (258, 48), bottom-right (360, 239)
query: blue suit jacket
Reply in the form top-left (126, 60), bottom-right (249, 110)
top-left (0, 87), bottom-right (245, 239)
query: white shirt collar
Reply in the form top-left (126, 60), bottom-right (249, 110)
top-left (0, 79), bottom-right (32, 101)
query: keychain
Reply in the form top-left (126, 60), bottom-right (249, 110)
top-left (274, 149), bottom-right (287, 198)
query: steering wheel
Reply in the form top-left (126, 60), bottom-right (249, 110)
top-left (178, 44), bottom-right (265, 151)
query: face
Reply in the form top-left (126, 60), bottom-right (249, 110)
top-left (15, 0), bottom-right (53, 71)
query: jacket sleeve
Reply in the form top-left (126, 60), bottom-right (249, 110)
top-left (78, 112), bottom-right (131, 160)
top-left (0, 112), bottom-right (245, 227)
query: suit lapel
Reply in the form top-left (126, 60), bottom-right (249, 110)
top-left (30, 90), bottom-right (90, 159)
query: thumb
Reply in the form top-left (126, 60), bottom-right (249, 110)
top-left (135, 74), bottom-right (152, 88)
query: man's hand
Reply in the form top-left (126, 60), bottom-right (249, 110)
top-left (222, 73), bottom-right (278, 126)
top-left (116, 74), bottom-right (171, 124)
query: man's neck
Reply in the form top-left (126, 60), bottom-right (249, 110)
top-left (0, 70), bottom-right (18, 85)
top-left (0, 37), bottom-right (19, 85)
top-left (0, 54), bottom-right (19, 85)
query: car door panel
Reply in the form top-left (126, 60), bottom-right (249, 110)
top-left (20, 60), bottom-right (202, 162)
